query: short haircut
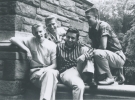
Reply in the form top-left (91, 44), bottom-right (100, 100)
top-left (45, 15), bottom-right (57, 25)
top-left (85, 6), bottom-right (99, 18)
top-left (66, 28), bottom-right (79, 40)
top-left (32, 23), bottom-right (45, 35)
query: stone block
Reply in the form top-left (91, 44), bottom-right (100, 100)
top-left (79, 16), bottom-right (86, 21)
top-left (0, 15), bottom-right (15, 24)
top-left (15, 31), bottom-right (33, 37)
top-left (57, 7), bottom-right (65, 16)
top-left (0, 7), bottom-right (8, 15)
top-left (63, 10), bottom-right (78, 20)
top-left (70, 20), bottom-right (83, 30)
top-left (75, 2), bottom-right (83, 9)
top-left (57, 15), bottom-right (70, 22)
top-left (36, 15), bottom-right (45, 21)
top-left (61, 22), bottom-right (70, 27)
top-left (0, 80), bottom-right (25, 95)
top-left (83, 22), bottom-right (89, 32)
top-left (0, 23), bottom-right (15, 31)
top-left (79, 31), bottom-right (88, 37)
top-left (37, 8), bottom-right (53, 17)
top-left (79, 35), bottom-right (91, 44)
top-left (20, 0), bottom-right (40, 7)
top-left (0, 60), bottom-right (4, 70)
top-left (75, 7), bottom-right (85, 16)
top-left (3, 60), bottom-right (29, 80)
top-left (59, 0), bottom-right (75, 12)
top-left (0, 71), bottom-right (3, 79)
top-left (0, 2), bottom-right (8, 7)
top-left (46, 0), bottom-right (59, 6)
top-left (72, 0), bottom-right (83, 4)
top-left (0, 95), bottom-right (24, 100)
top-left (15, 1), bottom-right (36, 18)
top-left (0, 31), bottom-right (15, 42)
top-left (21, 24), bottom-right (32, 33)
top-left (0, 52), bottom-right (27, 60)
top-left (41, 1), bottom-right (57, 13)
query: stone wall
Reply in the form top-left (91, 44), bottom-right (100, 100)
top-left (0, 0), bottom-right (93, 44)
top-left (0, 43), bottom-right (29, 100)
top-left (0, 0), bottom-right (93, 99)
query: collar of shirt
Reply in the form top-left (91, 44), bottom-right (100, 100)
top-left (64, 42), bottom-right (78, 51)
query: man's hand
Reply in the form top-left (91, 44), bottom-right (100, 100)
top-left (34, 68), bottom-right (45, 78)
top-left (84, 49), bottom-right (94, 60)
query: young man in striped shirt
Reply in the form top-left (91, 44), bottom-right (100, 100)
top-left (57, 28), bottom-right (97, 100)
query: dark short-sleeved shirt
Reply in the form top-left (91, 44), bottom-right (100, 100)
top-left (88, 21), bottom-right (122, 52)
top-left (56, 43), bottom-right (89, 73)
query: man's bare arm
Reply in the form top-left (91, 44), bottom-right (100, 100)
top-left (10, 37), bottom-right (32, 60)
top-left (99, 36), bottom-right (108, 49)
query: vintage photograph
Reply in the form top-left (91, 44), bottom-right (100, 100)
top-left (0, 0), bottom-right (135, 100)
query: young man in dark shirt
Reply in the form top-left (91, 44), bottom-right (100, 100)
top-left (85, 6), bottom-right (126, 85)
top-left (57, 28), bottom-right (96, 100)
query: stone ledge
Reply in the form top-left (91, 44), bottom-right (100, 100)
top-left (0, 52), bottom-right (27, 60)
top-left (24, 83), bottom-right (135, 100)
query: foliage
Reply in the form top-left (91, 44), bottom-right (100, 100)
top-left (89, 0), bottom-right (135, 34)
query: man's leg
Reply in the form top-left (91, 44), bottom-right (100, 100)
top-left (93, 49), bottom-right (125, 85)
top-left (60, 67), bottom-right (85, 100)
top-left (30, 69), bottom-right (59, 100)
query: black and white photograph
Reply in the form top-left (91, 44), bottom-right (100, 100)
top-left (0, 0), bottom-right (135, 100)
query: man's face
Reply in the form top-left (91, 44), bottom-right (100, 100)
top-left (85, 12), bottom-right (97, 27)
top-left (34, 26), bottom-right (46, 41)
top-left (46, 19), bottom-right (57, 33)
top-left (65, 32), bottom-right (78, 47)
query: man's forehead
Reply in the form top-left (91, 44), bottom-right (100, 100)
top-left (46, 19), bottom-right (56, 24)
top-left (85, 11), bottom-right (94, 16)
top-left (67, 32), bottom-right (77, 36)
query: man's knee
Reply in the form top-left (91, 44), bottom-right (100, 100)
top-left (74, 82), bottom-right (85, 91)
top-left (45, 69), bottom-right (59, 77)
top-left (93, 50), bottom-right (106, 58)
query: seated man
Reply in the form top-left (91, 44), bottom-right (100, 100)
top-left (57, 28), bottom-right (97, 100)
top-left (45, 15), bottom-right (66, 44)
top-left (85, 6), bottom-right (126, 85)
top-left (10, 23), bottom-right (58, 100)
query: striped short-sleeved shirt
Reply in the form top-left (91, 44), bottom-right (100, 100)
top-left (56, 42), bottom-right (89, 73)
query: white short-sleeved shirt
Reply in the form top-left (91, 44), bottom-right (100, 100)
top-left (22, 36), bottom-right (56, 67)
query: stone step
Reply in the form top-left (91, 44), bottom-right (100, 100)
top-left (24, 84), bottom-right (135, 100)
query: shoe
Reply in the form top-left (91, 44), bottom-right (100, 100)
top-left (98, 77), bottom-right (114, 85)
top-left (89, 80), bottom-right (98, 90)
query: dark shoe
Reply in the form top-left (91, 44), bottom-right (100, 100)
top-left (90, 81), bottom-right (98, 90)
top-left (98, 78), bottom-right (114, 85)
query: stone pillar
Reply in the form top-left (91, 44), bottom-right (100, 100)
top-left (0, 43), bottom-right (29, 100)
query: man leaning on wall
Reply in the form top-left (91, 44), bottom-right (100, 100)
top-left (10, 23), bottom-right (58, 100)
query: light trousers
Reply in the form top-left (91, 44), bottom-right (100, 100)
top-left (60, 60), bottom-right (94, 100)
top-left (93, 49), bottom-right (125, 76)
top-left (30, 68), bottom-right (59, 100)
